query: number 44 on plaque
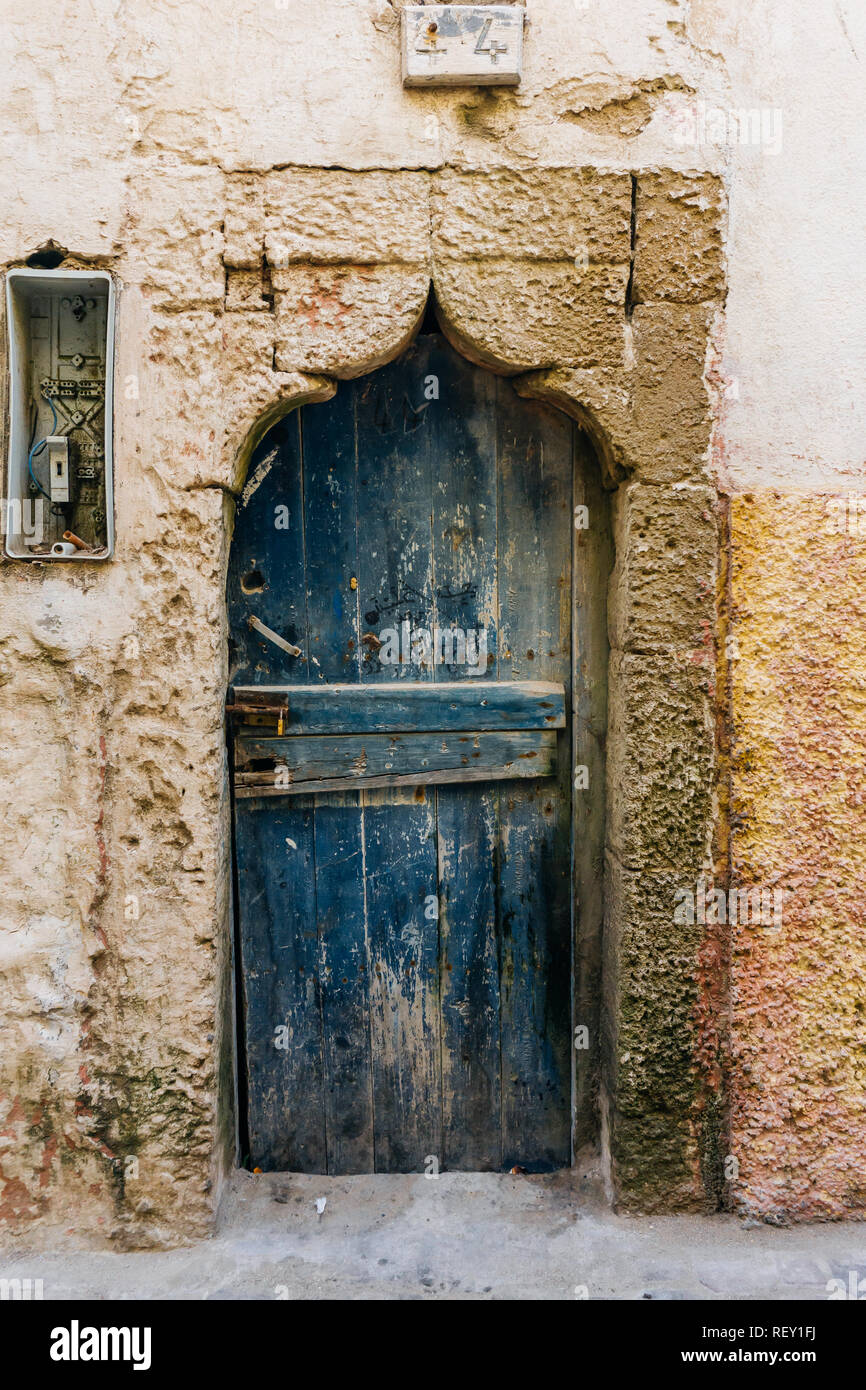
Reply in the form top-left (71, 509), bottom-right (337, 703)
top-left (401, 5), bottom-right (526, 87)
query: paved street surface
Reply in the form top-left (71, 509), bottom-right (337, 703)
top-left (3, 1170), bottom-right (865, 1300)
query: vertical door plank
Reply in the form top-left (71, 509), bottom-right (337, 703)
top-left (300, 385), bottom-right (361, 684)
top-left (227, 414), bottom-right (307, 685)
top-left (427, 337), bottom-right (502, 1170)
top-left (364, 785), bottom-right (441, 1171)
top-left (235, 796), bottom-right (326, 1171)
top-left (354, 346), bottom-right (436, 682)
top-left (313, 791), bottom-right (374, 1173)
top-left (496, 379), bottom-right (573, 1170)
top-left (300, 391), bottom-right (374, 1171)
top-left (354, 348), bottom-right (442, 1171)
top-left (231, 418), bottom-right (328, 1171)
top-left (436, 787), bottom-right (500, 1168)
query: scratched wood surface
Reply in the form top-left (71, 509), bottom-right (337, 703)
top-left (229, 334), bottom-right (575, 1173)
top-left (234, 728), bottom-right (558, 793)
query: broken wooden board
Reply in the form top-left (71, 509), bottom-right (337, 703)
top-left (234, 728), bottom-right (557, 797)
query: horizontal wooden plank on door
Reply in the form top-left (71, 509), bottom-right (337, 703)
top-left (234, 728), bottom-right (557, 797)
top-left (228, 680), bottom-right (566, 734)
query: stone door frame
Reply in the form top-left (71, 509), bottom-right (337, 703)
top-left (218, 164), bottom-right (725, 1216)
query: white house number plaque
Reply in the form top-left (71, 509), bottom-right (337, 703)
top-left (401, 5), bottom-right (525, 87)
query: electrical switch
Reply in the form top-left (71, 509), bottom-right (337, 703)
top-left (46, 436), bottom-right (70, 504)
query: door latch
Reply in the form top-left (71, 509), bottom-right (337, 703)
top-left (248, 614), bottom-right (301, 659)
top-left (225, 699), bottom-right (289, 735)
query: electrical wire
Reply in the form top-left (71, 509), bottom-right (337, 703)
top-left (27, 391), bottom-right (59, 501)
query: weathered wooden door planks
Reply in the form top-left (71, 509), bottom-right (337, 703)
top-left (229, 334), bottom-right (577, 1173)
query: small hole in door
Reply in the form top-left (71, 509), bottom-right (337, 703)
top-left (241, 568), bottom-right (266, 593)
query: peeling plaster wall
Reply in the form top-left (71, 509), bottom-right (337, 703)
top-left (0, 0), bottom-right (864, 1242)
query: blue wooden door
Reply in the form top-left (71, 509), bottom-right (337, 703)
top-left (228, 334), bottom-right (574, 1173)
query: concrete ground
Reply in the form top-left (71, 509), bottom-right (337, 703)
top-left (3, 1169), bottom-right (866, 1300)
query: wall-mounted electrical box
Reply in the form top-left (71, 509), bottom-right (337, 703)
top-left (5, 268), bottom-right (115, 560)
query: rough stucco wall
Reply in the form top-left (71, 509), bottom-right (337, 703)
top-left (0, 0), bottom-right (864, 1241)
top-left (0, 453), bottom-right (234, 1245)
top-left (727, 496), bottom-right (866, 1221)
